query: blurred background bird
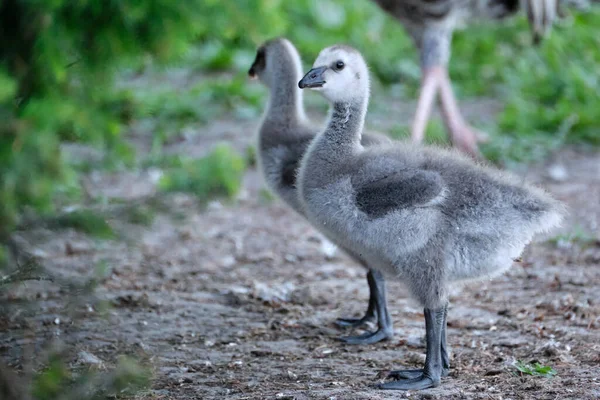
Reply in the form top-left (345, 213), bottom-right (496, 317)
top-left (370, 0), bottom-right (565, 156)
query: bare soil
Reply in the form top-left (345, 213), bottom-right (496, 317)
top-left (1, 110), bottom-right (599, 399)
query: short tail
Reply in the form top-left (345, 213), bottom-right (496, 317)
top-left (519, 189), bottom-right (566, 234)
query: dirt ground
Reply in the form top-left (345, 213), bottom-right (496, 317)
top-left (1, 106), bottom-right (600, 399)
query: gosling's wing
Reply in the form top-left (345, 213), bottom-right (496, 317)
top-left (355, 169), bottom-right (445, 218)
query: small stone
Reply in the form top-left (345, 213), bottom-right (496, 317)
top-left (207, 200), bottom-right (223, 211)
top-left (547, 164), bottom-right (568, 182)
top-left (284, 254), bottom-right (298, 263)
top-left (78, 351), bottom-right (102, 365)
top-left (148, 168), bottom-right (163, 183)
top-left (220, 255), bottom-right (236, 268)
top-left (30, 248), bottom-right (48, 259)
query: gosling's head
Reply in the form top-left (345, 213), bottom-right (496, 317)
top-left (298, 45), bottom-right (369, 103)
top-left (248, 37), bottom-right (303, 89)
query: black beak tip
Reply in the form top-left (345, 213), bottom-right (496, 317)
top-left (298, 80), bottom-right (305, 89)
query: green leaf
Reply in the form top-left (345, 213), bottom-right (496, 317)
top-left (515, 361), bottom-right (557, 377)
top-left (54, 210), bottom-right (115, 239)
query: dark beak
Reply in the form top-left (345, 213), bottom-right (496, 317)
top-left (248, 65), bottom-right (257, 80)
top-left (298, 66), bottom-right (327, 89)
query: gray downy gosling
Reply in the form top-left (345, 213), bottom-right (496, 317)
top-left (249, 37), bottom-right (395, 344)
top-left (297, 45), bottom-right (565, 390)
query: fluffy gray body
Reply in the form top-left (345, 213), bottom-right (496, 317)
top-left (297, 48), bottom-right (564, 311)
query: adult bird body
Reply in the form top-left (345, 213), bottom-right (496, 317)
top-left (370, 0), bottom-right (558, 156)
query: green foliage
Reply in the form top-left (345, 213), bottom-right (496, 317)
top-left (31, 355), bottom-right (70, 400)
top-left (245, 145), bottom-right (257, 167)
top-left (30, 354), bottom-right (150, 400)
top-left (0, 246), bottom-right (7, 269)
top-left (53, 210), bottom-right (115, 239)
top-left (515, 361), bottom-right (557, 377)
top-left (124, 205), bottom-right (156, 226)
top-left (0, 0), bottom-right (206, 237)
top-left (548, 225), bottom-right (598, 248)
top-left (481, 128), bottom-right (567, 166)
top-left (134, 73), bottom-right (263, 135)
top-left (158, 144), bottom-right (246, 201)
top-left (498, 11), bottom-right (600, 146)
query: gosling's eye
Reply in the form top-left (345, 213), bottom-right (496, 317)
top-left (335, 61), bottom-right (345, 71)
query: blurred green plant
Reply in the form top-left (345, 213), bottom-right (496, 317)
top-left (547, 225), bottom-right (598, 248)
top-left (0, 0), bottom-right (205, 237)
top-left (134, 73), bottom-right (263, 136)
top-left (514, 361), bottom-right (557, 377)
top-left (28, 354), bottom-right (149, 400)
top-left (124, 205), bottom-right (156, 226)
top-left (52, 210), bottom-right (116, 239)
top-left (158, 144), bottom-right (246, 202)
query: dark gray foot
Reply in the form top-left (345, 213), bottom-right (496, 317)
top-left (339, 327), bottom-right (393, 345)
top-left (388, 367), bottom-right (449, 380)
top-left (335, 315), bottom-right (374, 328)
top-left (338, 269), bottom-right (393, 345)
top-left (379, 373), bottom-right (439, 390)
top-left (381, 305), bottom-right (448, 391)
top-left (335, 270), bottom-right (377, 329)
top-left (388, 305), bottom-right (450, 380)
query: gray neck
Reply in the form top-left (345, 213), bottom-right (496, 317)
top-left (265, 72), bottom-right (306, 125)
top-left (322, 98), bottom-right (367, 149)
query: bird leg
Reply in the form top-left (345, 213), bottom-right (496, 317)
top-left (387, 304), bottom-right (449, 380)
top-left (411, 67), bottom-right (441, 145)
top-left (339, 269), bottom-right (394, 345)
top-left (335, 270), bottom-right (377, 328)
top-left (437, 68), bottom-right (486, 157)
top-left (380, 304), bottom-right (447, 390)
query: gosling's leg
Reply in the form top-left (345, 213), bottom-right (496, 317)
top-left (388, 304), bottom-right (449, 379)
top-left (380, 304), bottom-right (447, 390)
top-left (335, 270), bottom-right (377, 328)
top-left (437, 69), bottom-right (485, 158)
top-left (340, 269), bottom-right (394, 345)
